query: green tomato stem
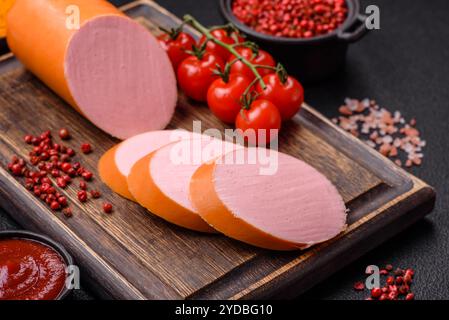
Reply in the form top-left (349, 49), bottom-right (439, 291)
top-left (183, 14), bottom-right (267, 90)
top-left (243, 77), bottom-right (259, 97)
top-left (240, 77), bottom-right (260, 110)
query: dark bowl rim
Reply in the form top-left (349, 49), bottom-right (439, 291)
top-left (0, 230), bottom-right (74, 300)
top-left (220, 0), bottom-right (360, 44)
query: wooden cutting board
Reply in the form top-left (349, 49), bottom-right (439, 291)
top-left (0, 0), bottom-right (435, 299)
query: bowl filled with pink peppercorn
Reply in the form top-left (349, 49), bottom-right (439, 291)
top-left (220, 0), bottom-right (369, 82)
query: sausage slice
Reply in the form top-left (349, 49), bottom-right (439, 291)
top-left (190, 148), bottom-right (347, 250)
top-left (98, 130), bottom-right (194, 200)
top-left (128, 137), bottom-right (241, 233)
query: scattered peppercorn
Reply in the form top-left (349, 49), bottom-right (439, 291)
top-left (7, 129), bottom-right (101, 218)
top-left (60, 154), bottom-right (70, 163)
top-left (41, 130), bottom-right (51, 139)
top-left (405, 293), bottom-right (415, 300)
top-left (379, 294), bottom-right (388, 301)
top-left (354, 264), bottom-right (416, 300)
top-left (50, 201), bottom-right (61, 211)
top-left (61, 162), bottom-right (72, 173)
top-left (11, 163), bottom-right (23, 176)
top-left (77, 190), bottom-right (88, 203)
top-left (56, 177), bottom-right (67, 188)
top-left (90, 190), bottom-right (101, 199)
top-left (404, 274), bottom-right (412, 284)
top-left (33, 186), bottom-right (41, 196)
top-left (399, 285), bottom-right (409, 295)
top-left (30, 156), bottom-right (40, 165)
top-left (41, 177), bottom-right (51, 185)
top-left (81, 143), bottom-right (92, 154)
top-left (103, 203), bottom-right (113, 214)
top-left (51, 169), bottom-right (60, 177)
top-left (82, 171), bottom-right (93, 181)
top-left (72, 162), bottom-right (81, 170)
top-left (67, 168), bottom-right (76, 177)
top-left (405, 268), bottom-right (415, 276)
top-left (388, 291), bottom-right (398, 300)
top-left (79, 181), bottom-right (88, 190)
top-left (394, 268), bottom-right (405, 276)
top-left (371, 288), bottom-right (382, 299)
top-left (58, 128), bottom-right (71, 140)
top-left (66, 148), bottom-right (76, 157)
top-left (62, 207), bottom-right (73, 218)
top-left (353, 281), bottom-right (365, 291)
top-left (24, 135), bottom-right (33, 144)
top-left (76, 167), bottom-right (84, 176)
top-left (58, 196), bottom-right (68, 207)
top-left (47, 187), bottom-right (56, 195)
top-left (45, 196), bottom-right (53, 205)
top-left (40, 183), bottom-right (51, 193)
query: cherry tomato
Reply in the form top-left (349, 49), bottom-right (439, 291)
top-left (199, 29), bottom-right (244, 61)
top-left (235, 99), bottom-right (281, 146)
top-left (228, 47), bottom-right (276, 80)
top-left (207, 74), bottom-right (252, 124)
top-left (256, 74), bottom-right (304, 120)
top-left (158, 31), bottom-right (196, 70)
top-left (177, 53), bottom-right (225, 102)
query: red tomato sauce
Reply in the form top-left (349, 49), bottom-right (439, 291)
top-left (0, 238), bottom-right (67, 300)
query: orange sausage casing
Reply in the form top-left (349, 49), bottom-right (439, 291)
top-left (7, 0), bottom-right (177, 139)
top-left (7, 0), bottom-right (122, 112)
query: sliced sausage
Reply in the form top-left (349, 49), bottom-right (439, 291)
top-left (98, 130), bottom-right (195, 200)
top-left (190, 148), bottom-right (347, 250)
top-left (127, 137), bottom-right (242, 233)
top-left (7, 0), bottom-right (177, 139)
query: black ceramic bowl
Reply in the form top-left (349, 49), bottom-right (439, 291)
top-left (220, 0), bottom-right (369, 83)
top-left (0, 230), bottom-right (74, 300)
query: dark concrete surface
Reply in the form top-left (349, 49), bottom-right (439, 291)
top-left (1, 0), bottom-right (448, 300)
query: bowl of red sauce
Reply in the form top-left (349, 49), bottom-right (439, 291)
top-left (0, 230), bottom-right (73, 300)
top-left (220, 0), bottom-right (369, 82)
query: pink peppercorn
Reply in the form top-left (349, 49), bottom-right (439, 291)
top-left (80, 143), bottom-right (92, 154)
top-left (103, 203), bottom-right (113, 214)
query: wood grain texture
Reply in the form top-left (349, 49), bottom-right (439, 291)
top-left (0, 0), bottom-right (435, 299)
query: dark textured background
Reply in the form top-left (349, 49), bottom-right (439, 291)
top-left (1, 0), bottom-right (448, 300)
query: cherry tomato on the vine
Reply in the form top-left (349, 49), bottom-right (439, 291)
top-left (228, 47), bottom-right (276, 80)
top-left (157, 31), bottom-right (196, 70)
top-left (207, 74), bottom-right (252, 124)
top-left (199, 29), bottom-right (244, 61)
top-left (256, 73), bottom-right (304, 121)
top-left (235, 99), bottom-right (282, 146)
top-left (177, 52), bottom-right (225, 102)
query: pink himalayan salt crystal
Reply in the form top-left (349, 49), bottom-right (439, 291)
top-left (332, 98), bottom-right (425, 168)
